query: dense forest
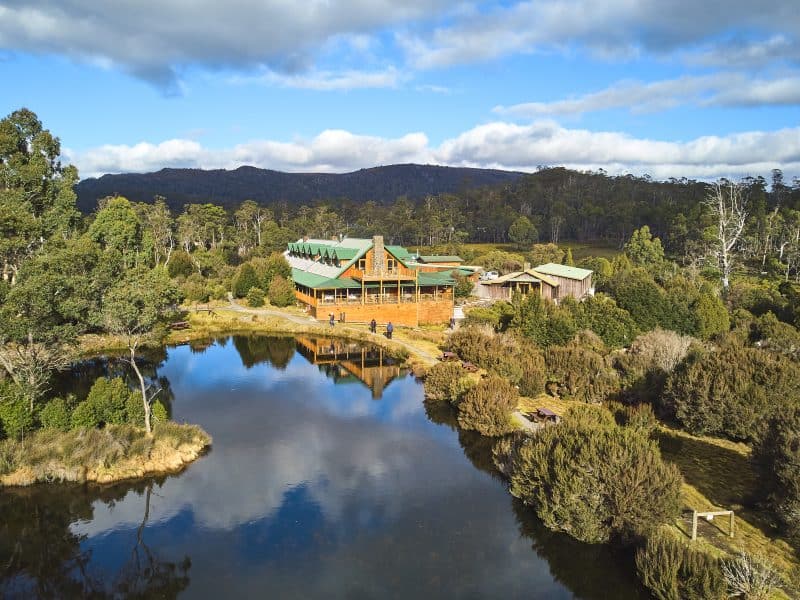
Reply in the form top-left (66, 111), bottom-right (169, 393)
top-left (76, 161), bottom-right (800, 271)
top-left (75, 164), bottom-right (524, 212)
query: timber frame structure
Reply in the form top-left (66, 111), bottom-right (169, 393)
top-left (286, 236), bottom-right (467, 327)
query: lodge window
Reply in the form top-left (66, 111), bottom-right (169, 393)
top-left (387, 258), bottom-right (396, 272)
top-left (358, 259), bottom-right (366, 271)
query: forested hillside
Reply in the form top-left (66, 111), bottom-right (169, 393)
top-left (75, 164), bottom-right (524, 212)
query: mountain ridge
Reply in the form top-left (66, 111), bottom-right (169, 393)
top-left (75, 163), bottom-right (525, 212)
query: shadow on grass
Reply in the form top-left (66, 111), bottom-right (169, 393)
top-left (656, 429), bottom-right (757, 509)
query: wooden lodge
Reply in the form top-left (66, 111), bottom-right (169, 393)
top-left (476, 263), bottom-right (593, 302)
top-left (286, 235), bottom-right (466, 327)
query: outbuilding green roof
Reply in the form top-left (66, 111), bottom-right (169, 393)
top-left (534, 263), bottom-right (593, 280)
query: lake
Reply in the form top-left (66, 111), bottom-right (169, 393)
top-left (1, 335), bottom-right (648, 599)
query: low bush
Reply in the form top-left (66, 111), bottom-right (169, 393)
top-left (635, 528), bottom-right (726, 600)
top-left (753, 406), bottom-right (800, 540)
top-left (457, 376), bottom-right (518, 436)
top-left (268, 275), bottom-right (296, 307)
top-left (508, 406), bottom-right (682, 543)
top-left (71, 378), bottom-right (138, 429)
top-left (39, 396), bottom-right (74, 432)
top-left (615, 328), bottom-right (695, 404)
top-left (446, 326), bottom-right (546, 396)
top-left (423, 362), bottom-right (474, 404)
top-left (722, 553), bottom-right (781, 600)
top-left (247, 286), bottom-right (265, 307)
top-left (544, 343), bottom-right (619, 403)
top-left (662, 335), bottom-right (800, 441)
top-left (0, 384), bottom-right (34, 441)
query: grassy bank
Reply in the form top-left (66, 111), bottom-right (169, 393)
top-left (657, 426), bottom-right (800, 596)
top-left (0, 422), bottom-right (211, 487)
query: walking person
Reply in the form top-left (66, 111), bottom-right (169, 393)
top-left (369, 318), bottom-right (377, 334)
top-left (329, 313), bottom-right (335, 328)
top-left (386, 322), bottom-right (393, 339)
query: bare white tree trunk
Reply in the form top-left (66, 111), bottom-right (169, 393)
top-left (129, 342), bottom-right (152, 434)
top-left (705, 181), bottom-right (748, 290)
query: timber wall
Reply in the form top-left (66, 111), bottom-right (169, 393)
top-left (311, 299), bottom-right (453, 327)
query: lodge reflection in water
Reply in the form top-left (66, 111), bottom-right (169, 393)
top-left (294, 336), bottom-right (407, 399)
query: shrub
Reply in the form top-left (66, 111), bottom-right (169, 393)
top-left (615, 402), bottom-right (658, 435)
top-left (247, 286), bottom-right (265, 307)
top-left (251, 253), bottom-right (292, 289)
top-left (268, 275), bottom-right (296, 307)
top-left (233, 262), bottom-right (259, 298)
top-left (453, 274), bottom-right (474, 298)
top-left (210, 284), bottom-right (228, 301)
top-left (152, 400), bottom-right (169, 424)
top-left (722, 553), bottom-right (781, 600)
top-left (544, 344), bottom-right (619, 403)
top-left (753, 406), bottom-right (800, 540)
top-left (424, 362), bottom-right (473, 403)
top-left (568, 294), bottom-right (640, 349)
top-left (662, 336), bottom-right (800, 441)
top-left (615, 329), bottom-right (695, 404)
top-left (636, 528), bottom-right (726, 600)
top-left (692, 290), bottom-right (730, 340)
top-left (474, 250), bottom-right (526, 274)
top-left (70, 399), bottom-right (101, 429)
top-left (749, 311), bottom-right (800, 361)
top-left (446, 326), bottom-right (546, 396)
top-left (606, 268), bottom-right (669, 331)
top-left (508, 407), bottom-right (682, 543)
top-left (181, 274), bottom-right (210, 302)
top-left (39, 397), bottom-right (73, 432)
top-left (457, 376), bottom-right (518, 436)
top-left (511, 293), bottom-right (576, 347)
top-left (0, 385), bottom-right (34, 440)
top-left (71, 378), bottom-right (134, 429)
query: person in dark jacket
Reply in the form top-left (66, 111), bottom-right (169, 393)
top-left (386, 322), bottom-right (393, 339)
top-left (329, 313), bottom-right (335, 328)
top-left (369, 318), bottom-right (377, 333)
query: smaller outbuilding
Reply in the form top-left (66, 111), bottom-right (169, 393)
top-left (531, 263), bottom-right (594, 299)
top-left (475, 268), bottom-right (560, 301)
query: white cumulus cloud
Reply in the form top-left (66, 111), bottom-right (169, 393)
top-left (66, 120), bottom-right (800, 182)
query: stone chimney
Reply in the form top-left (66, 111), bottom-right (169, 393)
top-left (523, 261), bottom-right (531, 271)
top-left (372, 235), bottom-right (385, 276)
top-left (302, 235), bottom-right (309, 242)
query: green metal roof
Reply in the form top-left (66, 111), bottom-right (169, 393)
top-left (418, 255), bottom-right (464, 263)
top-left (418, 271), bottom-right (456, 286)
top-left (291, 269), bottom-right (362, 289)
top-left (385, 245), bottom-right (412, 259)
top-left (534, 263), bottom-right (593, 280)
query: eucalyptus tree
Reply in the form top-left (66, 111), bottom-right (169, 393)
top-left (0, 108), bottom-right (79, 284)
top-left (101, 267), bottom-right (178, 433)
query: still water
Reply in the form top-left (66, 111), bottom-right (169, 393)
top-left (1, 336), bottom-right (648, 599)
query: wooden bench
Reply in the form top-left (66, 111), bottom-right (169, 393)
top-left (170, 321), bottom-right (190, 330)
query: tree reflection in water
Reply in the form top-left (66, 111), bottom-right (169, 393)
top-left (0, 480), bottom-right (191, 599)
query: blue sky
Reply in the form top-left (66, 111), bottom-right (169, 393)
top-left (1, 0), bottom-right (798, 180)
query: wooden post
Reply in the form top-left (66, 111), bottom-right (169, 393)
top-left (691, 510), bottom-right (698, 541)
top-left (730, 512), bottom-right (735, 538)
